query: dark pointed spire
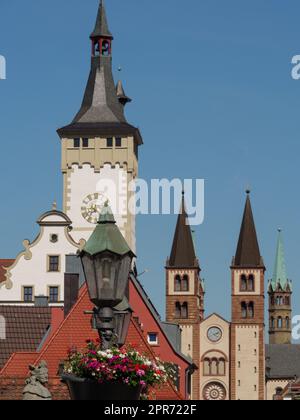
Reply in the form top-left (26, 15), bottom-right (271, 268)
top-left (168, 193), bottom-right (199, 268)
top-left (57, 1), bottom-right (143, 146)
top-left (116, 80), bottom-right (132, 107)
top-left (90, 0), bottom-right (113, 40)
top-left (233, 191), bottom-right (264, 268)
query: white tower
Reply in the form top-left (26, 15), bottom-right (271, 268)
top-left (57, 0), bottom-right (142, 252)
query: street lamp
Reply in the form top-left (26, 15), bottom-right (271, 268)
top-left (80, 202), bottom-right (135, 350)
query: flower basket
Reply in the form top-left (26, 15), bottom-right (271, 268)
top-left (62, 374), bottom-right (142, 401)
top-left (62, 340), bottom-right (167, 401)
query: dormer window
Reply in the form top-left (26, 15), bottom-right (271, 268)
top-left (148, 333), bottom-right (158, 346)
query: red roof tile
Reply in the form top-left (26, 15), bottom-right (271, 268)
top-left (1, 286), bottom-right (182, 400)
top-left (1, 353), bottom-right (37, 377)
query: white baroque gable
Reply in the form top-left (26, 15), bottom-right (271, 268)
top-left (0, 210), bottom-right (84, 305)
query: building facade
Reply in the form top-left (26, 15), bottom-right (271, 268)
top-left (1, 0), bottom-right (300, 401)
top-left (0, 207), bottom-right (83, 306)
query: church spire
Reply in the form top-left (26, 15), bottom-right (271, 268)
top-left (233, 191), bottom-right (264, 268)
top-left (168, 193), bottom-right (199, 268)
top-left (270, 230), bottom-right (291, 292)
top-left (90, 0), bottom-right (113, 40)
top-left (58, 0), bottom-right (143, 145)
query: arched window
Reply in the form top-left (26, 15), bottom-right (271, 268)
top-left (276, 296), bottom-right (283, 306)
top-left (248, 275), bottom-right (255, 291)
top-left (286, 317), bottom-right (290, 329)
top-left (271, 317), bottom-right (275, 329)
top-left (203, 359), bottom-right (210, 376)
top-left (211, 359), bottom-right (218, 376)
top-left (278, 317), bottom-right (283, 329)
top-left (248, 302), bottom-right (254, 319)
top-left (182, 275), bottom-right (189, 292)
top-left (241, 302), bottom-right (247, 319)
top-left (218, 359), bottom-right (226, 376)
top-left (182, 303), bottom-right (188, 319)
top-left (0, 315), bottom-right (6, 340)
top-left (101, 40), bottom-right (111, 56)
top-left (175, 302), bottom-right (181, 319)
top-left (240, 275), bottom-right (247, 291)
top-left (174, 275), bottom-right (181, 292)
top-left (285, 296), bottom-right (290, 306)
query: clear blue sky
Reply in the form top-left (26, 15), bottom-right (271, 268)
top-left (1, 0), bottom-right (300, 330)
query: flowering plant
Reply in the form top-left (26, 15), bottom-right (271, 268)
top-left (63, 340), bottom-right (167, 393)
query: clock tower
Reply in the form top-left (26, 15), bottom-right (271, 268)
top-left (57, 0), bottom-right (142, 251)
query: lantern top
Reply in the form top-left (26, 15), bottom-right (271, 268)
top-left (82, 203), bottom-right (135, 257)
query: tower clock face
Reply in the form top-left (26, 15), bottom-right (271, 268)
top-left (81, 193), bottom-right (106, 224)
top-left (207, 327), bottom-right (222, 343)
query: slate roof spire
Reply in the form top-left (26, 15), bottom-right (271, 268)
top-left (90, 0), bottom-right (113, 39)
top-left (168, 192), bottom-right (199, 268)
top-left (116, 80), bottom-right (132, 107)
top-left (57, 1), bottom-right (143, 145)
top-left (270, 229), bottom-right (291, 291)
top-left (233, 191), bottom-right (264, 268)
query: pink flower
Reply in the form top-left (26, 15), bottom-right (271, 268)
top-left (137, 369), bottom-right (145, 377)
top-left (140, 381), bottom-right (146, 388)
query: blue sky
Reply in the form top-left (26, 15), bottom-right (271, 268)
top-left (1, 0), bottom-right (300, 330)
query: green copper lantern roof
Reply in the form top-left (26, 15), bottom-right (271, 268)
top-left (271, 229), bottom-right (291, 291)
top-left (82, 203), bottom-right (135, 257)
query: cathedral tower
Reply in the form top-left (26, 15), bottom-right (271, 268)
top-left (57, 0), bottom-right (142, 251)
top-left (268, 230), bottom-right (292, 345)
top-left (166, 193), bottom-right (204, 399)
top-left (230, 192), bottom-right (265, 400)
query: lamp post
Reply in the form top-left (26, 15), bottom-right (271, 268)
top-left (80, 202), bottom-right (135, 350)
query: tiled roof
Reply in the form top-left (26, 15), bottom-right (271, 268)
top-left (0, 260), bottom-right (14, 284)
top-left (266, 344), bottom-right (300, 379)
top-left (0, 306), bottom-right (51, 369)
top-left (1, 286), bottom-right (182, 400)
top-left (1, 353), bottom-right (37, 377)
